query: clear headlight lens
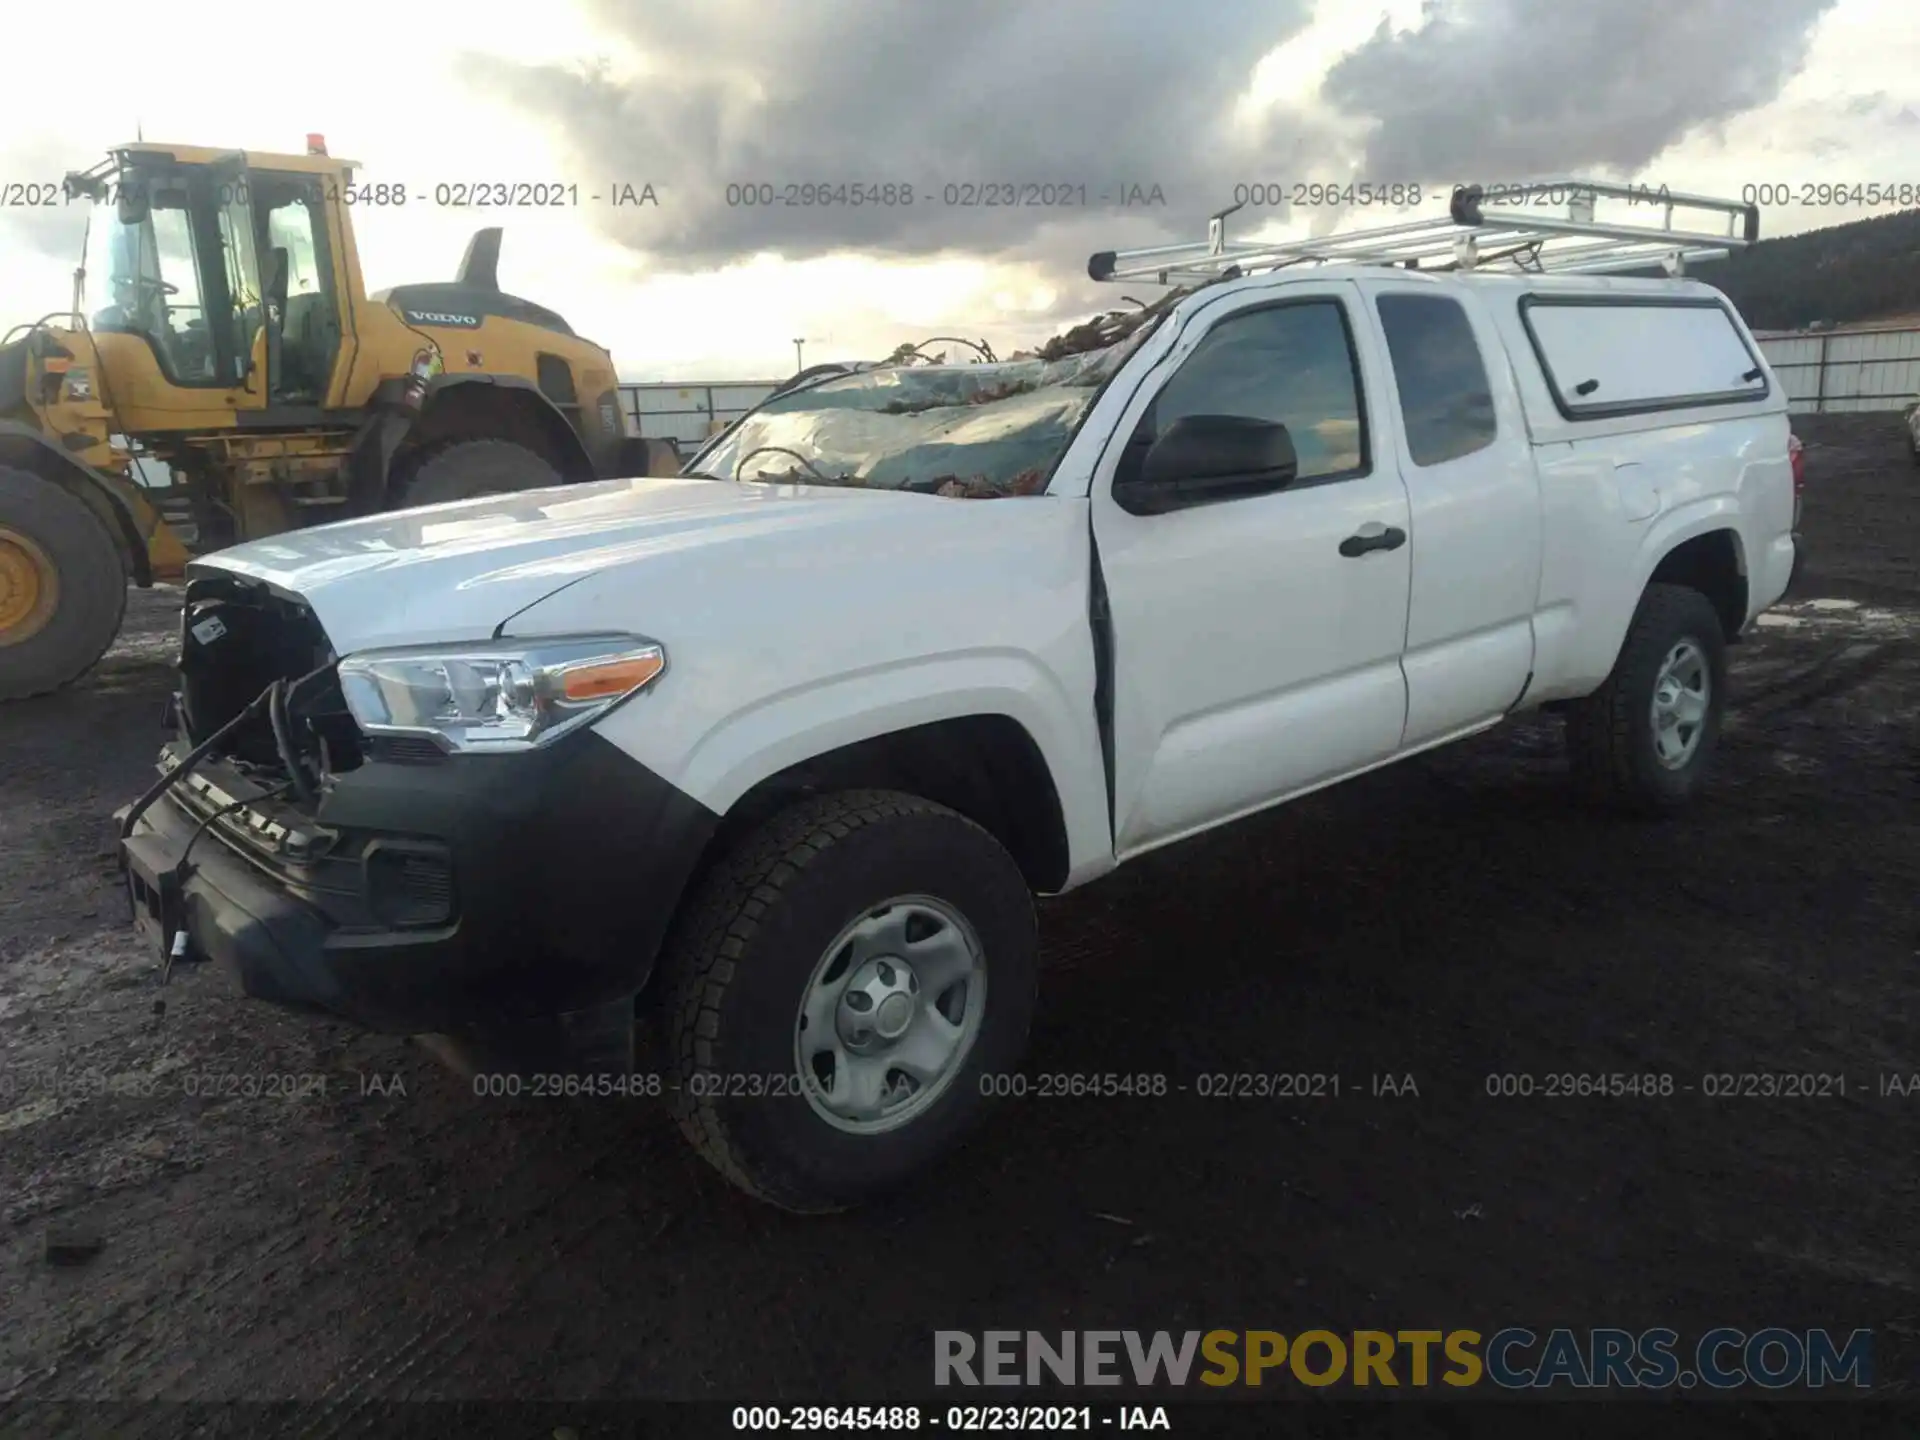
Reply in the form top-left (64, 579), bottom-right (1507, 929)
top-left (336, 635), bottom-right (666, 753)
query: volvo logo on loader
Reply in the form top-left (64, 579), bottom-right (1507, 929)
top-left (403, 309), bottom-right (482, 329)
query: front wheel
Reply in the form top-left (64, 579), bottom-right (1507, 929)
top-left (0, 467), bottom-right (128, 701)
top-left (395, 438), bottom-right (562, 509)
top-left (658, 790), bottom-right (1038, 1212)
top-left (1564, 583), bottom-right (1728, 814)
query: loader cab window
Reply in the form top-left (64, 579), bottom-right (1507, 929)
top-left (84, 171), bottom-right (252, 388)
top-left (256, 175), bottom-right (341, 404)
top-left (89, 191), bottom-right (214, 382)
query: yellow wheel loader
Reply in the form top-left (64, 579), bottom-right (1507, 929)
top-left (0, 138), bottom-right (678, 701)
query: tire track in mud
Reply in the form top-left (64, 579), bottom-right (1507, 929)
top-left (290, 1125), bottom-right (678, 1419)
top-left (1731, 640), bottom-right (1901, 722)
top-left (37, 1226), bottom-right (316, 1400)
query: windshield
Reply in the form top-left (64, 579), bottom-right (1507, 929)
top-left (80, 167), bottom-right (255, 386)
top-left (695, 321), bottom-right (1161, 498)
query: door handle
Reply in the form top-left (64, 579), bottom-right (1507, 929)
top-left (1339, 523), bottom-right (1407, 558)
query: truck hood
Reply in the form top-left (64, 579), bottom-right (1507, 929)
top-left (190, 477), bottom-right (930, 651)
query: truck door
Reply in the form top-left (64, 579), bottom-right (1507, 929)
top-left (1091, 280), bottom-right (1414, 856)
top-left (1356, 281), bottom-right (1543, 746)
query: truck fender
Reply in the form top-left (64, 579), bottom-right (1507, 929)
top-left (1566, 497), bottom-right (1747, 691)
top-left (589, 653), bottom-right (1115, 890)
top-left (0, 419), bottom-right (152, 585)
top-left (1634, 495), bottom-right (1748, 595)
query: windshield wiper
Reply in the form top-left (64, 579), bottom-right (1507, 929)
top-left (737, 446), bottom-right (844, 485)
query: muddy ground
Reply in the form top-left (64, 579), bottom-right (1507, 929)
top-left (0, 416), bottom-right (1915, 1427)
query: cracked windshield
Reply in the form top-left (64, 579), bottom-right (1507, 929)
top-left (694, 323), bottom-right (1161, 499)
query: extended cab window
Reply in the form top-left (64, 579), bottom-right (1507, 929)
top-left (1520, 297), bottom-right (1768, 418)
top-left (1376, 293), bottom-right (1496, 466)
top-left (1127, 299), bottom-right (1367, 486)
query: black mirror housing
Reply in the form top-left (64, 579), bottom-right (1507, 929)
top-left (1129, 414), bottom-right (1298, 508)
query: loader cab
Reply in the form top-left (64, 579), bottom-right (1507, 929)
top-left (82, 161), bottom-right (255, 389)
top-left (70, 146), bottom-right (349, 417)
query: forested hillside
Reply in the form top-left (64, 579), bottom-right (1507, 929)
top-left (1645, 208), bottom-right (1920, 330)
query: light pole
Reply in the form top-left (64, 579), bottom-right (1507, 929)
top-left (793, 338), bottom-right (806, 371)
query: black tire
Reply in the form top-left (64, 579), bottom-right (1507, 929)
top-left (395, 439), bottom-right (562, 509)
top-left (1564, 583), bottom-right (1728, 815)
top-left (615, 436), bottom-right (683, 478)
top-left (0, 466), bottom-right (129, 702)
top-left (658, 789), bottom-right (1038, 1213)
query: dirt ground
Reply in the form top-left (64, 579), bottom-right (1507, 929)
top-left (0, 416), bottom-right (1915, 1424)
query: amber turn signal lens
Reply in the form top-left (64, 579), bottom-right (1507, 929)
top-left (559, 652), bottom-right (664, 702)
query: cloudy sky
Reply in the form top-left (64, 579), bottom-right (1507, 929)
top-left (3, 0), bottom-right (1916, 381)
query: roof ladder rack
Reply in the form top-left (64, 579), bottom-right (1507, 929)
top-left (1087, 180), bottom-right (1761, 285)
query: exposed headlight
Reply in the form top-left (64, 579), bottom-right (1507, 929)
top-left (336, 635), bottom-right (665, 753)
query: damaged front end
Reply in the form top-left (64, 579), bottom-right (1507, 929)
top-left (112, 570), bottom-right (710, 1064)
top-left (116, 574), bottom-right (457, 989)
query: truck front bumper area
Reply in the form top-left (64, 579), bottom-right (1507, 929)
top-left (115, 729), bottom-right (718, 1057)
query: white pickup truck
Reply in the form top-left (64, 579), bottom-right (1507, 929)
top-left (117, 192), bottom-right (1800, 1212)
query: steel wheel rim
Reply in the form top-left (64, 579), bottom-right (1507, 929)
top-left (1650, 639), bottom-right (1710, 769)
top-left (0, 527), bottom-right (59, 646)
top-left (794, 893), bottom-right (988, 1135)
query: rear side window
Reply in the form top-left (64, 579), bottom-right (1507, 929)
top-left (1520, 297), bottom-right (1767, 419)
top-left (1375, 293), bottom-right (1497, 466)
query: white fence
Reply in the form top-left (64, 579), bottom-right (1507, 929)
top-left (1754, 327), bottom-right (1920, 415)
top-left (618, 381), bottom-right (783, 450)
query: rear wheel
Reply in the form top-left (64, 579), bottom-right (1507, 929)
top-left (1565, 583), bottom-right (1728, 814)
top-left (395, 438), bottom-right (562, 509)
top-left (658, 790), bottom-right (1038, 1213)
top-left (0, 466), bottom-right (128, 701)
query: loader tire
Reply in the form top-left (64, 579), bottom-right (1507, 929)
top-left (396, 439), bottom-right (562, 509)
top-left (0, 466), bottom-right (128, 702)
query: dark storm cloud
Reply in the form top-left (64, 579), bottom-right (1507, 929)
top-left (468, 0), bottom-right (1839, 277)
top-left (1321, 0), bottom-right (1840, 180)
top-left (464, 0), bottom-right (1327, 269)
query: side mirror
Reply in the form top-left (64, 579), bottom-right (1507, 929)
top-left (1123, 414), bottom-right (1298, 512)
top-left (115, 185), bottom-right (149, 226)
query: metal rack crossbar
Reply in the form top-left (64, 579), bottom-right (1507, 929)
top-left (1088, 180), bottom-right (1761, 285)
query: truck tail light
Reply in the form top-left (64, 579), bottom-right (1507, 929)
top-left (1788, 434), bottom-right (1805, 496)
